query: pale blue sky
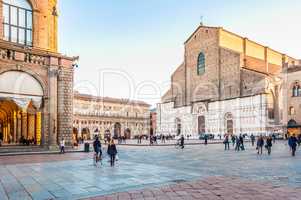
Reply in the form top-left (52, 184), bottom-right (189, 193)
top-left (58, 0), bottom-right (301, 106)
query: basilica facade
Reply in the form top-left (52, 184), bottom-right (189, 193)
top-left (73, 92), bottom-right (150, 141)
top-left (157, 25), bottom-right (301, 138)
top-left (0, 0), bottom-right (75, 149)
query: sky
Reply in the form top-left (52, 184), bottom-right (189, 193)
top-left (58, 0), bottom-right (301, 107)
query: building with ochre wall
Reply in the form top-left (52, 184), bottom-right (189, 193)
top-left (157, 25), bottom-right (300, 138)
top-left (73, 92), bottom-right (150, 141)
top-left (0, 0), bottom-right (76, 149)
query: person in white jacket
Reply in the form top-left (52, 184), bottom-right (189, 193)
top-left (60, 138), bottom-right (65, 154)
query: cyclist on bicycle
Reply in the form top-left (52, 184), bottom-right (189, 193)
top-left (93, 136), bottom-right (102, 164)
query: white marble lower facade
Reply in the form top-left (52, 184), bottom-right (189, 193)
top-left (156, 94), bottom-right (276, 137)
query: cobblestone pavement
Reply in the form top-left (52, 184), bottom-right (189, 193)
top-left (84, 176), bottom-right (301, 200)
top-left (0, 141), bottom-right (300, 200)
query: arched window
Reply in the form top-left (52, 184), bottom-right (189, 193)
top-left (197, 52), bottom-right (205, 75)
top-left (292, 82), bottom-right (300, 97)
top-left (3, 0), bottom-right (33, 46)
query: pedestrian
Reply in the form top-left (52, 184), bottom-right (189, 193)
top-left (239, 134), bottom-right (245, 151)
top-left (180, 135), bottom-right (185, 149)
top-left (266, 136), bottom-right (272, 155)
top-left (235, 136), bottom-right (240, 151)
top-left (150, 135), bottom-right (153, 146)
top-left (250, 134), bottom-right (255, 146)
top-left (231, 135), bottom-right (236, 147)
top-left (204, 134), bottom-right (208, 145)
top-left (256, 135), bottom-right (264, 155)
top-left (224, 134), bottom-right (230, 150)
top-left (107, 139), bottom-right (118, 166)
top-left (272, 133), bottom-right (276, 143)
top-left (60, 137), bottom-right (65, 154)
top-left (93, 136), bottom-right (102, 165)
top-left (288, 134), bottom-right (298, 157)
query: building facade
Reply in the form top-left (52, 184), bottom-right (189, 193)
top-left (157, 25), bottom-right (300, 138)
top-left (73, 92), bottom-right (150, 141)
top-left (0, 0), bottom-right (75, 149)
top-left (282, 64), bottom-right (301, 136)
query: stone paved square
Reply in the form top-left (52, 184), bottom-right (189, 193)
top-left (0, 142), bottom-right (300, 199)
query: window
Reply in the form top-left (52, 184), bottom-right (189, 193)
top-left (292, 82), bottom-right (301, 97)
top-left (197, 52), bottom-right (205, 75)
top-left (3, 0), bottom-right (33, 46)
top-left (289, 106), bottom-right (295, 115)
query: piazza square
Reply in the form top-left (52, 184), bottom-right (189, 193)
top-left (0, 0), bottom-right (300, 200)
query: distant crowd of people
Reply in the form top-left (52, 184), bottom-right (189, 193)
top-left (221, 133), bottom-right (300, 157)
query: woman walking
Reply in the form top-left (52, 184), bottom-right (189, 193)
top-left (107, 139), bottom-right (118, 166)
top-left (266, 136), bottom-right (272, 155)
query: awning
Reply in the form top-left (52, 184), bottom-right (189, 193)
top-left (287, 119), bottom-right (301, 128)
top-left (0, 93), bottom-right (42, 109)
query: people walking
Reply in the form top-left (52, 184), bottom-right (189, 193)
top-left (272, 133), bottom-right (276, 143)
top-left (266, 136), bottom-right (272, 155)
top-left (239, 134), bottom-right (245, 151)
top-left (250, 134), bottom-right (255, 146)
top-left (231, 135), bottom-right (236, 147)
top-left (180, 135), bottom-right (185, 149)
top-left (224, 135), bottom-right (230, 150)
top-left (107, 139), bottom-right (118, 166)
top-left (60, 137), bottom-right (65, 154)
top-left (288, 134), bottom-right (298, 157)
top-left (93, 136), bottom-right (102, 165)
top-left (256, 135), bottom-right (264, 155)
top-left (204, 134), bottom-right (208, 145)
top-left (235, 136), bottom-right (240, 151)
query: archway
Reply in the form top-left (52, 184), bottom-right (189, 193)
top-left (198, 116), bottom-right (205, 135)
top-left (225, 113), bottom-right (234, 135)
top-left (0, 71), bottom-right (44, 146)
top-left (81, 128), bottom-right (90, 140)
top-left (114, 122), bottom-right (121, 139)
top-left (72, 127), bottom-right (78, 145)
top-left (124, 128), bottom-right (131, 139)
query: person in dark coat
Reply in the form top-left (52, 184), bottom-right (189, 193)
top-left (257, 135), bottom-right (264, 155)
top-left (250, 134), bottom-right (256, 146)
top-left (231, 135), bottom-right (236, 147)
top-left (204, 134), bottom-right (208, 145)
top-left (266, 136), bottom-right (273, 155)
top-left (180, 135), bottom-right (185, 149)
top-left (107, 139), bottom-right (118, 166)
top-left (224, 134), bottom-right (230, 150)
top-left (288, 134), bottom-right (298, 157)
top-left (239, 134), bottom-right (244, 151)
top-left (93, 136), bottom-right (102, 164)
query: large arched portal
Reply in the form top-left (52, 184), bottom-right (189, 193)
top-left (114, 122), bottom-right (121, 139)
top-left (0, 71), bottom-right (44, 145)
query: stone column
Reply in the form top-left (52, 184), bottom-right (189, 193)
top-left (57, 58), bottom-right (74, 146)
top-left (17, 112), bottom-right (21, 143)
top-left (48, 66), bottom-right (59, 150)
top-left (21, 112), bottom-right (27, 139)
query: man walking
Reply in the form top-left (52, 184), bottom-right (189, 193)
top-left (288, 134), bottom-right (298, 157)
top-left (224, 135), bottom-right (230, 150)
top-left (257, 135), bottom-right (264, 155)
top-left (250, 134), bottom-right (255, 146)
